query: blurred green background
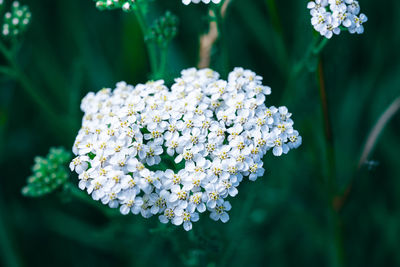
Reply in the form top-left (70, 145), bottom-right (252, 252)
top-left (1, 0), bottom-right (400, 266)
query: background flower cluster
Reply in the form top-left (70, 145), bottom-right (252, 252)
top-left (308, 0), bottom-right (368, 38)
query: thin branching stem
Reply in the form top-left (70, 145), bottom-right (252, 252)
top-left (358, 96), bottom-right (400, 168)
top-left (281, 36), bottom-right (329, 104)
top-left (334, 96), bottom-right (400, 211)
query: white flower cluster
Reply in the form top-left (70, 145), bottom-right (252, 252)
top-left (308, 0), bottom-right (368, 39)
top-left (1, 1), bottom-right (31, 37)
top-left (182, 0), bottom-right (221, 5)
top-left (70, 68), bottom-right (302, 231)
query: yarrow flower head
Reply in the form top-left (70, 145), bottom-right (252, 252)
top-left (182, 0), bottom-right (221, 5)
top-left (307, 0), bottom-right (368, 38)
top-left (70, 67), bottom-right (302, 231)
top-left (1, 1), bottom-right (31, 37)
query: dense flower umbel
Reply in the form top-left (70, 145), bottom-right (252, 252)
top-left (70, 68), bottom-right (302, 231)
top-left (307, 0), bottom-right (367, 38)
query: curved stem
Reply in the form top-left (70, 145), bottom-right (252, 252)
top-left (334, 96), bottom-right (400, 211)
top-left (358, 96), bottom-right (400, 168)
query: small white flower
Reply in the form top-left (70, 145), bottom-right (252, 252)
top-left (205, 183), bottom-right (225, 208)
top-left (288, 130), bottom-right (302, 149)
top-left (149, 190), bottom-right (169, 214)
top-left (348, 13), bottom-right (368, 34)
top-left (143, 141), bottom-right (163, 166)
top-left (347, 0), bottom-right (360, 15)
top-left (172, 209), bottom-right (199, 231)
top-left (268, 130), bottom-right (290, 157)
top-left (119, 192), bottom-right (143, 215)
top-left (209, 200), bottom-right (231, 223)
top-left (187, 192), bottom-right (207, 213)
top-left (307, 0), bottom-right (328, 16)
top-left (159, 208), bottom-right (176, 224)
top-left (69, 156), bottom-right (89, 174)
top-left (329, 0), bottom-right (347, 13)
top-left (246, 161), bottom-right (265, 181)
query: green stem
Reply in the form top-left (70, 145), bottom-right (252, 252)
top-left (317, 60), bottom-right (335, 190)
top-left (157, 44), bottom-right (168, 79)
top-left (328, 201), bottom-right (345, 267)
top-left (313, 37), bottom-right (329, 55)
top-left (134, 2), bottom-right (158, 78)
top-left (281, 36), bottom-right (329, 104)
top-left (317, 60), bottom-right (343, 267)
top-left (294, 36), bottom-right (321, 75)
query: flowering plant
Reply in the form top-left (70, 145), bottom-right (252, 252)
top-left (4, 1), bottom-right (396, 266)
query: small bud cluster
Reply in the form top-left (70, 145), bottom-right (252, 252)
top-left (182, 0), bottom-right (221, 5)
top-left (307, 0), bottom-right (367, 39)
top-left (145, 11), bottom-right (178, 46)
top-left (22, 148), bottom-right (72, 197)
top-left (70, 68), bottom-right (302, 231)
top-left (1, 1), bottom-right (31, 37)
